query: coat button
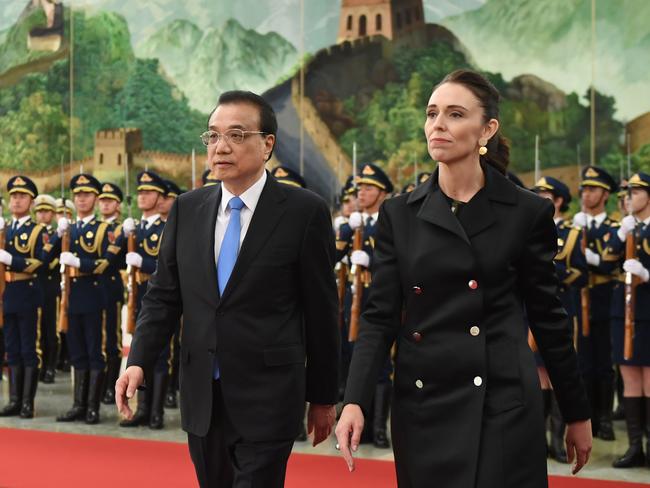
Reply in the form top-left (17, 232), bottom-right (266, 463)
top-left (412, 332), bottom-right (422, 342)
top-left (474, 376), bottom-right (483, 387)
top-left (470, 326), bottom-right (480, 336)
top-left (415, 379), bottom-right (423, 389)
top-left (412, 286), bottom-right (422, 295)
top-left (468, 280), bottom-right (478, 290)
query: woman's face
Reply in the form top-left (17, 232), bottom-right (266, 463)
top-left (424, 82), bottom-right (497, 164)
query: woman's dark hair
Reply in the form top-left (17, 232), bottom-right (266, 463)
top-left (208, 90), bottom-right (277, 161)
top-left (435, 69), bottom-right (510, 174)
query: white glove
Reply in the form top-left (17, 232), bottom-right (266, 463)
top-left (57, 217), bottom-right (70, 237)
top-left (617, 215), bottom-right (637, 242)
top-left (350, 250), bottom-right (370, 268)
top-left (572, 212), bottom-right (588, 229)
top-left (126, 252), bottom-right (143, 268)
top-left (348, 212), bottom-right (363, 230)
top-left (60, 251), bottom-right (80, 268)
top-left (0, 249), bottom-right (13, 266)
top-left (122, 217), bottom-right (136, 236)
top-left (585, 248), bottom-right (601, 266)
top-left (333, 215), bottom-right (347, 232)
top-left (624, 259), bottom-right (650, 282)
top-left (0, 217), bottom-right (5, 231)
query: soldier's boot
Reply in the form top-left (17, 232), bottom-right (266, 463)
top-left (85, 369), bottom-right (104, 424)
top-left (164, 364), bottom-right (179, 409)
top-left (548, 394), bottom-right (568, 463)
top-left (19, 367), bottom-right (39, 419)
top-left (612, 397), bottom-right (645, 468)
top-left (296, 403), bottom-right (307, 442)
top-left (56, 334), bottom-right (70, 372)
top-left (542, 389), bottom-right (552, 455)
top-left (42, 368), bottom-right (56, 384)
top-left (0, 329), bottom-right (4, 382)
top-left (149, 371), bottom-right (168, 430)
top-left (613, 369), bottom-right (625, 421)
top-left (101, 356), bottom-right (121, 405)
top-left (120, 389), bottom-right (151, 427)
top-left (57, 369), bottom-right (89, 422)
top-left (0, 365), bottom-right (24, 416)
top-left (373, 382), bottom-right (392, 449)
top-left (598, 379), bottom-right (616, 441)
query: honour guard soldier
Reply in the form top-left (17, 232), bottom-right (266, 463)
top-left (572, 165), bottom-right (619, 440)
top-left (159, 179), bottom-right (183, 409)
top-left (33, 194), bottom-right (60, 384)
top-left (0, 176), bottom-right (46, 418)
top-left (336, 163), bottom-right (394, 448)
top-left (55, 174), bottom-right (116, 424)
top-left (534, 176), bottom-right (588, 462)
top-left (120, 170), bottom-right (169, 429)
top-left (54, 197), bottom-right (74, 372)
top-left (603, 172), bottom-right (650, 468)
top-left (201, 168), bottom-right (220, 187)
top-left (97, 182), bottom-right (125, 405)
top-left (271, 165), bottom-right (307, 189)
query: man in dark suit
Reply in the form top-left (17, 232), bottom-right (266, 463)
top-left (116, 91), bottom-right (340, 487)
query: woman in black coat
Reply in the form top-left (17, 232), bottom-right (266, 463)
top-left (335, 70), bottom-right (593, 488)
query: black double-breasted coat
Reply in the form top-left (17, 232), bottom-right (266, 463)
top-left (344, 165), bottom-right (590, 488)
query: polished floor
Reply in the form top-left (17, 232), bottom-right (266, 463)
top-left (0, 368), bottom-right (648, 484)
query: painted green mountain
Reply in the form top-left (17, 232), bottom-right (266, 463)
top-left (442, 0), bottom-right (650, 120)
top-left (0, 6), bottom-right (50, 75)
top-left (138, 18), bottom-right (298, 113)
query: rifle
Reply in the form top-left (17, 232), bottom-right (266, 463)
top-left (335, 260), bottom-right (348, 329)
top-left (58, 211), bottom-right (71, 333)
top-left (348, 224), bottom-right (364, 342)
top-left (125, 159), bottom-right (138, 334)
top-left (623, 223), bottom-right (639, 360)
top-left (527, 328), bottom-right (538, 353)
top-left (0, 197), bottom-right (5, 328)
top-left (580, 227), bottom-right (591, 337)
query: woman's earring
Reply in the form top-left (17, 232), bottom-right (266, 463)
top-left (478, 139), bottom-right (488, 155)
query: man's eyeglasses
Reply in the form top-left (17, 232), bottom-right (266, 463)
top-left (200, 129), bottom-right (267, 146)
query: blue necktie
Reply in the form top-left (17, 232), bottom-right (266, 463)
top-left (214, 196), bottom-right (244, 379)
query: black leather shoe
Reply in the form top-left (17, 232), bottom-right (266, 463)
top-left (164, 391), bottom-right (178, 409)
top-left (19, 367), bottom-right (39, 419)
top-left (42, 369), bottom-right (55, 384)
top-left (85, 370), bottom-right (104, 425)
top-left (613, 397), bottom-right (645, 468)
top-left (149, 414), bottom-right (164, 430)
top-left (0, 366), bottom-right (24, 417)
top-left (57, 369), bottom-right (89, 422)
top-left (372, 383), bottom-right (392, 449)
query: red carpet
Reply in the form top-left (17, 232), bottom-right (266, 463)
top-left (0, 428), bottom-right (647, 487)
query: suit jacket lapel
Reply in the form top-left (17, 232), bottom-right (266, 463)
top-left (408, 170), bottom-right (470, 245)
top-left (197, 185), bottom-right (222, 306)
top-left (217, 174), bottom-right (287, 306)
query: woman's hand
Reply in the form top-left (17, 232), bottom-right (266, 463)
top-left (334, 403), bottom-right (365, 472)
top-left (565, 419), bottom-right (592, 475)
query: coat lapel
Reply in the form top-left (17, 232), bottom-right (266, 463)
top-left (217, 174), bottom-right (287, 306)
top-left (408, 170), bottom-right (470, 245)
top-left (197, 185), bottom-right (222, 306)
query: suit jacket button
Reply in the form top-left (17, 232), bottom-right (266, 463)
top-left (412, 286), bottom-right (422, 295)
top-left (470, 326), bottom-right (480, 336)
top-left (412, 332), bottom-right (422, 342)
top-left (468, 280), bottom-right (478, 290)
top-left (474, 376), bottom-right (483, 387)
top-left (415, 379), bottom-right (423, 389)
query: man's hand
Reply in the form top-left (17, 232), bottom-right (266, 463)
top-left (334, 404), bottom-right (365, 472)
top-left (122, 217), bottom-right (136, 236)
top-left (60, 251), bottom-right (81, 268)
top-left (348, 212), bottom-right (363, 230)
top-left (115, 366), bottom-right (145, 419)
top-left (566, 419), bottom-right (592, 475)
top-left (307, 403), bottom-right (336, 447)
top-left (126, 252), bottom-right (143, 269)
top-left (585, 248), bottom-right (601, 267)
top-left (572, 212), bottom-right (588, 229)
top-left (56, 217), bottom-right (70, 238)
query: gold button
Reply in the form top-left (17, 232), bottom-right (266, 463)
top-left (415, 379), bottom-right (423, 389)
top-left (474, 376), bottom-right (483, 387)
top-left (470, 326), bottom-right (480, 336)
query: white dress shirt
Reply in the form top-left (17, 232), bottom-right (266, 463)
top-left (76, 214), bottom-right (95, 228)
top-left (140, 213), bottom-right (160, 230)
top-left (214, 171), bottom-right (267, 266)
top-left (588, 212), bottom-right (607, 229)
top-left (11, 215), bottom-right (31, 230)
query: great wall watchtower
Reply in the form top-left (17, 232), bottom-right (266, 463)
top-left (93, 128), bottom-right (143, 173)
top-left (337, 0), bottom-right (425, 43)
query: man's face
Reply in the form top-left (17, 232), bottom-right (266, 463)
top-left (157, 195), bottom-right (175, 216)
top-left (357, 184), bottom-right (384, 210)
top-left (9, 193), bottom-right (32, 217)
top-left (98, 198), bottom-right (120, 217)
top-left (73, 192), bottom-right (97, 215)
top-left (207, 102), bottom-right (275, 185)
top-left (35, 209), bottom-right (54, 225)
top-left (137, 190), bottom-right (160, 212)
top-left (581, 186), bottom-right (608, 211)
top-left (537, 190), bottom-right (563, 214)
top-left (630, 188), bottom-right (650, 214)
